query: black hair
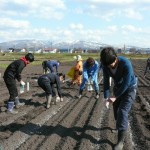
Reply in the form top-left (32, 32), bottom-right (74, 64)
top-left (100, 47), bottom-right (117, 66)
top-left (25, 53), bottom-right (34, 62)
top-left (57, 73), bottom-right (65, 80)
top-left (86, 57), bottom-right (95, 68)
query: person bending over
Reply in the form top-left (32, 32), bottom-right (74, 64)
top-left (38, 73), bottom-right (65, 108)
top-left (3, 53), bottom-right (34, 114)
top-left (100, 47), bottom-right (138, 150)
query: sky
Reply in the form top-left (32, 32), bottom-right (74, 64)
top-left (0, 0), bottom-right (150, 48)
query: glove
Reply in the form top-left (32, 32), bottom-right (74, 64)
top-left (60, 97), bottom-right (63, 102)
top-left (109, 97), bottom-right (116, 102)
top-left (56, 96), bottom-right (60, 102)
top-left (103, 98), bottom-right (110, 109)
top-left (20, 80), bottom-right (25, 86)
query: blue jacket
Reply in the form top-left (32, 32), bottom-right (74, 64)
top-left (103, 56), bottom-right (136, 98)
top-left (46, 60), bottom-right (59, 73)
top-left (83, 60), bottom-right (99, 81)
top-left (80, 60), bottom-right (99, 92)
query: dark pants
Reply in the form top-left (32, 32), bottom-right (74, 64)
top-left (38, 77), bottom-right (56, 97)
top-left (113, 87), bottom-right (137, 131)
top-left (4, 77), bottom-right (18, 101)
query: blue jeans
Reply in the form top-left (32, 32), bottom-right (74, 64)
top-left (113, 87), bottom-right (137, 131)
top-left (79, 75), bottom-right (99, 94)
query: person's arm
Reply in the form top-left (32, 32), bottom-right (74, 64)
top-left (114, 63), bottom-right (132, 98)
top-left (47, 62), bottom-right (54, 73)
top-left (103, 67), bottom-right (110, 98)
top-left (16, 61), bottom-right (26, 82)
top-left (91, 63), bottom-right (99, 81)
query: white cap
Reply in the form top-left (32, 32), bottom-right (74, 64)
top-left (76, 55), bottom-right (82, 61)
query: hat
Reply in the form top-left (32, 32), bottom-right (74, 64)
top-left (86, 57), bottom-right (95, 68)
top-left (76, 55), bottom-right (82, 61)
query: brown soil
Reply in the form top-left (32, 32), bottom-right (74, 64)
top-left (0, 59), bottom-right (150, 150)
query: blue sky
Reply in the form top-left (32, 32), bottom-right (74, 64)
top-left (0, 0), bottom-right (150, 48)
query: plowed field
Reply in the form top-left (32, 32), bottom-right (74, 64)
top-left (0, 59), bottom-right (150, 150)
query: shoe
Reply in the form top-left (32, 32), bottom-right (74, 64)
top-left (7, 109), bottom-right (18, 114)
top-left (96, 94), bottom-right (99, 99)
top-left (7, 102), bottom-right (18, 114)
top-left (15, 98), bottom-right (25, 108)
top-left (78, 95), bottom-right (82, 99)
top-left (114, 130), bottom-right (126, 150)
top-left (111, 129), bottom-right (118, 133)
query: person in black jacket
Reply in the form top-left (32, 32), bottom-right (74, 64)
top-left (38, 73), bottom-right (65, 108)
top-left (3, 53), bottom-right (34, 114)
top-left (144, 57), bottom-right (150, 77)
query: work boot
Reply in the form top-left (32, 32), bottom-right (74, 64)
top-left (96, 91), bottom-right (100, 99)
top-left (7, 101), bottom-right (18, 114)
top-left (15, 97), bottom-right (25, 108)
top-left (78, 90), bottom-right (83, 98)
top-left (96, 94), bottom-right (99, 99)
top-left (114, 130), bottom-right (126, 150)
top-left (46, 95), bottom-right (52, 109)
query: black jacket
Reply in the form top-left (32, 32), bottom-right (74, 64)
top-left (3, 59), bottom-right (26, 82)
top-left (39, 73), bottom-right (62, 97)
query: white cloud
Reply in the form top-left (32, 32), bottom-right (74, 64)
top-left (69, 23), bottom-right (83, 30)
top-left (0, 18), bottom-right (30, 29)
top-left (124, 9), bottom-right (143, 20)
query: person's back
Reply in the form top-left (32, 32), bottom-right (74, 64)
top-left (46, 60), bottom-right (60, 73)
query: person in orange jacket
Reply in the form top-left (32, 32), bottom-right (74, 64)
top-left (70, 55), bottom-right (83, 86)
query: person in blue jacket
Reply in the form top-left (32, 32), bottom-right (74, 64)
top-left (100, 47), bottom-right (138, 150)
top-left (78, 57), bottom-right (100, 99)
top-left (42, 60), bottom-right (60, 74)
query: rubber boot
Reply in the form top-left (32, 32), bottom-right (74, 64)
top-left (7, 101), bottom-right (18, 114)
top-left (15, 97), bottom-right (25, 108)
top-left (114, 130), bottom-right (126, 150)
top-left (78, 90), bottom-right (83, 98)
top-left (46, 95), bottom-right (52, 109)
top-left (96, 91), bottom-right (100, 99)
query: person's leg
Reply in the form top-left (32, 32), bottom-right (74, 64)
top-left (38, 78), bottom-right (53, 108)
top-left (115, 89), bottom-right (136, 150)
top-left (93, 74), bottom-right (100, 98)
top-left (78, 77), bottom-right (87, 98)
top-left (4, 78), bottom-right (18, 114)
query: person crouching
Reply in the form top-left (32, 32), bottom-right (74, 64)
top-left (38, 73), bottom-right (65, 108)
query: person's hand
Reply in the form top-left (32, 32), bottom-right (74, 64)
top-left (103, 98), bottom-right (110, 109)
top-left (20, 80), bottom-right (25, 86)
top-left (108, 97), bottom-right (116, 103)
top-left (105, 101), bottom-right (110, 109)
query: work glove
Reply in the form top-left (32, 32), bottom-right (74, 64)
top-left (56, 96), bottom-right (60, 102)
top-left (103, 97), bottom-right (116, 109)
top-left (60, 97), bottom-right (63, 102)
top-left (20, 80), bottom-right (25, 86)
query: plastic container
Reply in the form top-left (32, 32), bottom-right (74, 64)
top-left (27, 82), bottom-right (30, 91)
top-left (20, 84), bottom-right (25, 93)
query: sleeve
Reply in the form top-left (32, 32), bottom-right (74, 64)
top-left (16, 61), bottom-right (26, 82)
top-left (103, 67), bottom-right (110, 98)
top-left (47, 62), bottom-right (54, 73)
top-left (91, 62), bottom-right (99, 81)
top-left (114, 63), bottom-right (132, 98)
top-left (83, 63), bottom-right (88, 80)
top-left (55, 62), bottom-right (59, 72)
